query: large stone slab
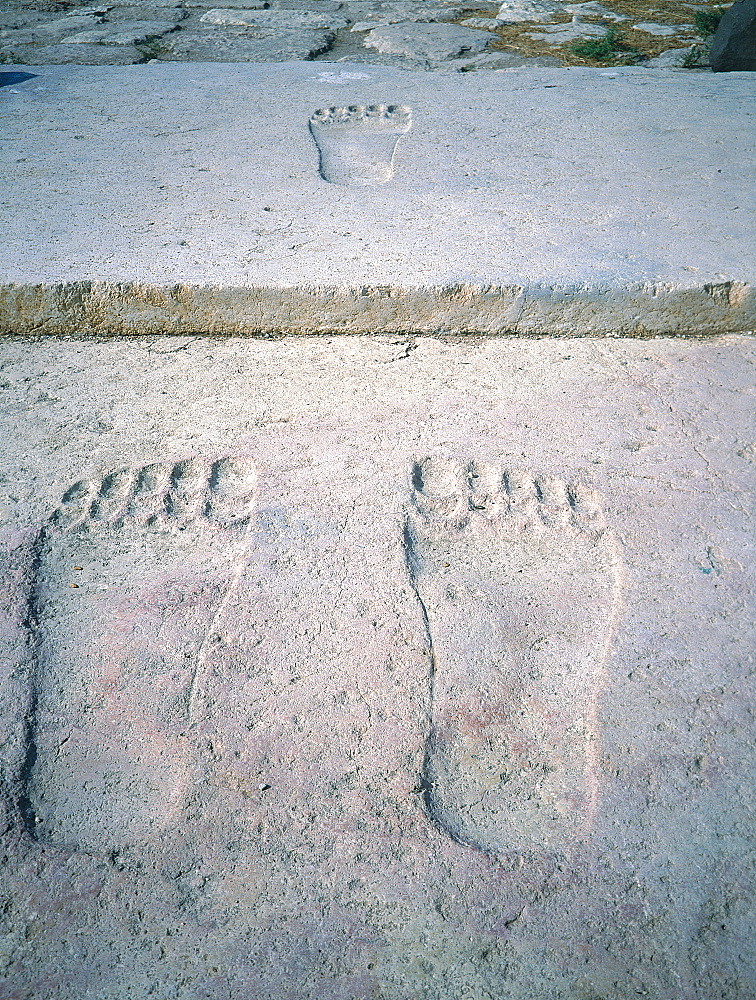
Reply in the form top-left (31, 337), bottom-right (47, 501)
top-left (0, 61), bottom-right (754, 336)
top-left (363, 21), bottom-right (492, 59)
top-left (199, 7), bottom-right (348, 29)
top-left (2, 41), bottom-right (144, 64)
top-left (60, 20), bottom-right (181, 45)
top-left (160, 24), bottom-right (336, 59)
top-left (0, 333), bottom-right (753, 999)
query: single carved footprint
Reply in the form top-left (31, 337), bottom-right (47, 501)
top-left (405, 459), bottom-right (623, 856)
top-left (22, 456), bottom-right (257, 852)
top-left (309, 103), bottom-right (412, 186)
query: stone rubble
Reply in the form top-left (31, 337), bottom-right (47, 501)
top-left (631, 21), bottom-right (689, 36)
top-left (0, 0), bottom-right (731, 69)
top-left (198, 7), bottom-right (349, 29)
top-left (496, 0), bottom-right (566, 24)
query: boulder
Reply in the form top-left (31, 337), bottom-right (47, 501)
top-left (710, 0), bottom-right (756, 71)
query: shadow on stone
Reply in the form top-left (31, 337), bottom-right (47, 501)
top-left (0, 72), bottom-right (38, 88)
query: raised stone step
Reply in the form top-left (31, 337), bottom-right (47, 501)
top-left (1, 60), bottom-right (754, 336)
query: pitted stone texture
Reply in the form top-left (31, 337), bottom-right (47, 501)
top-left (66, 4), bottom-right (116, 13)
top-left (0, 17), bottom-right (100, 55)
top-left (459, 17), bottom-right (501, 29)
top-left (61, 21), bottom-right (181, 45)
top-left (200, 8), bottom-right (348, 30)
top-left (631, 22), bottom-right (688, 37)
top-left (497, 0), bottom-right (565, 23)
top-left (644, 45), bottom-right (697, 68)
top-left (0, 334), bottom-right (754, 999)
top-left (564, 1), bottom-right (626, 20)
top-left (161, 23), bottom-right (336, 60)
top-left (526, 18), bottom-right (608, 43)
top-left (349, 3), bottom-right (467, 30)
top-left (364, 22), bottom-right (491, 60)
top-left (711, 0), bottom-right (756, 72)
top-left (447, 49), bottom-right (562, 70)
top-left (5, 42), bottom-right (143, 64)
top-left (345, 0), bottom-right (466, 19)
top-left (1, 62), bottom-right (754, 336)
top-left (271, 0), bottom-right (344, 8)
top-left (0, 15), bottom-right (102, 46)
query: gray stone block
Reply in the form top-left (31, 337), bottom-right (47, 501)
top-left (347, 2), bottom-right (466, 26)
top-left (61, 22), bottom-right (180, 45)
top-left (0, 15), bottom-right (101, 45)
top-left (364, 22), bottom-right (490, 60)
top-left (710, 0), bottom-right (756, 72)
top-left (1, 62), bottom-right (753, 337)
top-left (449, 50), bottom-right (563, 70)
top-left (160, 26), bottom-right (335, 60)
top-left (199, 8), bottom-right (347, 30)
top-left (1, 42), bottom-right (142, 64)
top-left (497, 0), bottom-right (564, 24)
top-left (644, 45), bottom-right (696, 68)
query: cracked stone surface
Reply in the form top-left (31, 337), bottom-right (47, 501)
top-left (363, 21), bottom-right (490, 59)
top-left (0, 0), bottom-right (727, 68)
top-left (0, 4), bottom-right (753, 994)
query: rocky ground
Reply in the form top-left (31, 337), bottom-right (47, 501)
top-left (0, 0), bottom-right (729, 70)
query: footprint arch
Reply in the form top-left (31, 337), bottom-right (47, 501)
top-left (405, 458), bottom-right (623, 857)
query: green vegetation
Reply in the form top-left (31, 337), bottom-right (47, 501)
top-left (681, 44), bottom-right (706, 68)
top-left (679, 6), bottom-right (727, 69)
top-left (571, 27), bottom-right (639, 63)
top-left (694, 7), bottom-right (726, 37)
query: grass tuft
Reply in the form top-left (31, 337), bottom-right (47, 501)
top-left (694, 8), bottom-right (726, 37)
top-left (571, 26), bottom-right (639, 62)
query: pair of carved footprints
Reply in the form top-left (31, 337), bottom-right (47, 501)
top-left (33, 454), bottom-right (619, 856)
top-left (309, 103), bottom-right (412, 186)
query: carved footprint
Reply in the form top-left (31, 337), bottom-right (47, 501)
top-left (309, 103), bottom-right (412, 186)
top-left (405, 459), bottom-right (623, 856)
top-left (21, 456), bottom-right (257, 851)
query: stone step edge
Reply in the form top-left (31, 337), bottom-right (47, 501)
top-left (1, 280), bottom-right (753, 337)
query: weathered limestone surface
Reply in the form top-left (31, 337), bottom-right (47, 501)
top-left (0, 333), bottom-right (753, 999)
top-left (158, 24), bottom-right (337, 60)
top-left (363, 21), bottom-right (491, 58)
top-left (1, 61), bottom-right (754, 336)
